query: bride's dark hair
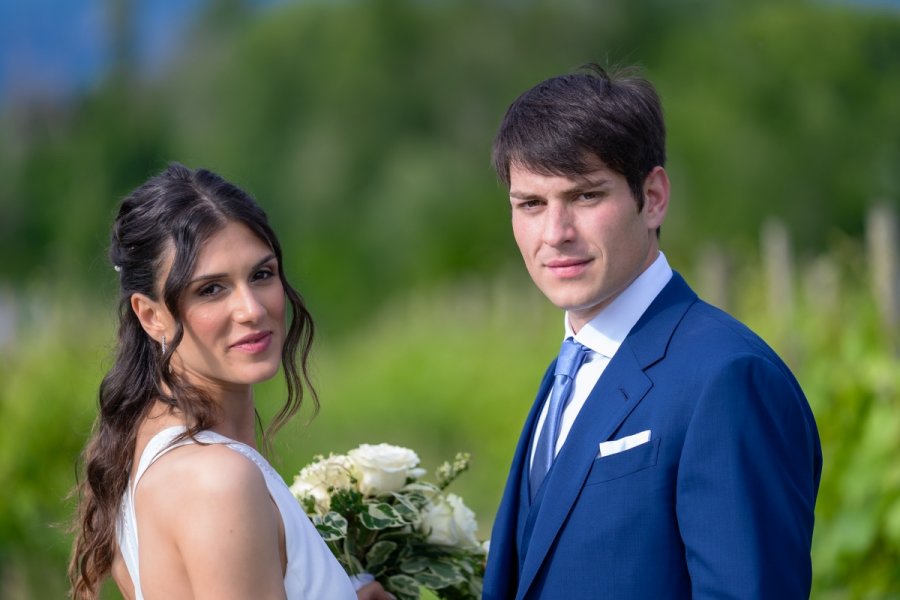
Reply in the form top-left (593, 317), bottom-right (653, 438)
top-left (69, 163), bottom-right (317, 599)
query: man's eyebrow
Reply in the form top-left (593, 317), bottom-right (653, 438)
top-left (510, 177), bottom-right (612, 199)
top-left (509, 190), bottom-right (543, 200)
top-left (571, 176), bottom-right (612, 189)
top-left (187, 253), bottom-right (277, 285)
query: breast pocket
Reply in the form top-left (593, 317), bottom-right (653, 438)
top-left (584, 437), bottom-right (661, 485)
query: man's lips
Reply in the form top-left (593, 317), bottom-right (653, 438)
top-left (545, 258), bottom-right (592, 277)
top-left (545, 258), bottom-right (591, 268)
top-left (230, 331), bottom-right (273, 352)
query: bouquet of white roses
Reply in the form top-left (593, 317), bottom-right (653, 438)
top-left (290, 443), bottom-right (486, 600)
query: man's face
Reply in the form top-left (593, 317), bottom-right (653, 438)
top-left (508, 160), bottom-right (668, 332)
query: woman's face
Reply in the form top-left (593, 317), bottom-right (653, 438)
top-left (167, 221), bottom-right (286, 394)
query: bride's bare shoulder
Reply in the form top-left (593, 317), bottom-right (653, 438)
top-left (137, 442), bottom-right (269, 522)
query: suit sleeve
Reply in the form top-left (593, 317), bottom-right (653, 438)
top-left (676, 353), bottom-right (821, 598)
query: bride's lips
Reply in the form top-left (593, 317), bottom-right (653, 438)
top-left (545, 258), bottom-right (592, 278)
top-left (230, 331), bottom-right (273, 354)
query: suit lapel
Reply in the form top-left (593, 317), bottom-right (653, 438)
top-left (516, 273), bottom-right (697, 597)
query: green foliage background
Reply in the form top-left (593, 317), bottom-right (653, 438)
top-left (0, 0), bottom-right (898, 597)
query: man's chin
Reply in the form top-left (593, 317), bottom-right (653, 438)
top-left (544, 292), bottom-right (595, 312)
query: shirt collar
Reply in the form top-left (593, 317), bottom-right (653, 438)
top-left (565, 252), bottom-right (673, 358)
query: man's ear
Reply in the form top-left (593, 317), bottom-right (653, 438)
top-left (131, 293), bottom-right (169, 343)
top-left (642, 166), bottom-right (670, 229)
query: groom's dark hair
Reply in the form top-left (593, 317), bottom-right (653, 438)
top-left (491, 64), bottom-right (666, 211)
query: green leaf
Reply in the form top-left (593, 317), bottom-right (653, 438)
top-left (314, 524), bottom-right (344, 542)
top-left (428, 559), bottom-right (465, 581)
top-left (457, 559), bottom-right (475, 576)
top-left (375, 528), bottom-right (417, 546)
top-left (360, 502), bottom-right (406, 530)
top-left (387, 574), bottom-right (421, 596)
top-left (468, 577), bottom-right (484, 597)
top-left (399, 555), bottom-right (430, 574)
top-left (391, 492), bottom-right (421, 520)
top-left (410, 558), bottom-right (467, 589)
top-left (321, 512), bottom-right (349, 534)
top-left (313, 511), bottom-right (349, 542)
top-left (346, 554), bottom-right (365, 575)
top-left (366, 540), bottom-right (398, 568)
top-left (414, 570), bottom-right (459, 589)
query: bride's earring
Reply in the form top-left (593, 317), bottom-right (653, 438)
top-left (161, 335), bottom-right (167, 354)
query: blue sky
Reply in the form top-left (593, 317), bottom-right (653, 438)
top-left (0, 0), bottom-right (283, 106)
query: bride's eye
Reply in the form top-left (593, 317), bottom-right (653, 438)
top-left (198, 282), bottom-right (224, 297)
top-left (253, 267), bottom-right (275, 282)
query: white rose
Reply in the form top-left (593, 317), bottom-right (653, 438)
top-left (348, 443), bottom-right (425, 496)
top-left (420, 493), bottom-right (480, 549)
top-left (290, 453), bottom-right (354, 513)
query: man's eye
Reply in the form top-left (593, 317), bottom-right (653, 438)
top-left (517, 200), bottom-right (542, 209)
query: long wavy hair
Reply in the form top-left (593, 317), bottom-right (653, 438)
top-left (68, 163), bottom-right (317, 599)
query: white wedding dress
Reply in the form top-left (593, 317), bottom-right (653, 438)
top-left (116, 426), bottom-right (355, 599)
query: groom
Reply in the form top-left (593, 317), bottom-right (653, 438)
top-left (482, 65), bottom-right (822, 599)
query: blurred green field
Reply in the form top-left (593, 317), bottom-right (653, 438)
top-left (2, 0), bottom-right (899, 597)
top-left (2, 239), bottom-right (898, 598)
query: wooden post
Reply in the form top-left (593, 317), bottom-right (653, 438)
top-left (761, 218), bottom-right (795, 326)
top-left (866, 203), bottom-right (899, 341)
top-left (802, 254), bottom-right (840, 319)
top-left (0, 286), bottom-right (14, 351)
top-left (696, 244), bottom-right (731, 312)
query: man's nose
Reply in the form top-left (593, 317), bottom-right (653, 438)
top-left (542, 203), bottom-right (575, 246)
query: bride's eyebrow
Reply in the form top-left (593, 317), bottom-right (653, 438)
top-left (188, 253), bottom-right (277, 285)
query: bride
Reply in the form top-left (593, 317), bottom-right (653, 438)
top-left (69, 164), bottom-right (390, 600)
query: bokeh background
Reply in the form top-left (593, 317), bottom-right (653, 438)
top-left (1, 0), bottom-right (899, 597)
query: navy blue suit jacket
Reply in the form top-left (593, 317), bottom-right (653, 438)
top-left (483, 273), bottom-right (822, 599)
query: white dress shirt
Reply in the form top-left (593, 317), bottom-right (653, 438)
top-left (530, 252), bottom-right (673, 467)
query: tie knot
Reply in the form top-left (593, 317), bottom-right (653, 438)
top-left (555, 338), bottom-right (588, 379)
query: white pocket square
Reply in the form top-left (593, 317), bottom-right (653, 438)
top-left (598, 430), bottom-right (651, 457)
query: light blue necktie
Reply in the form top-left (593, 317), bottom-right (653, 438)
top-left (530, 337), bottom-right (589, 500)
